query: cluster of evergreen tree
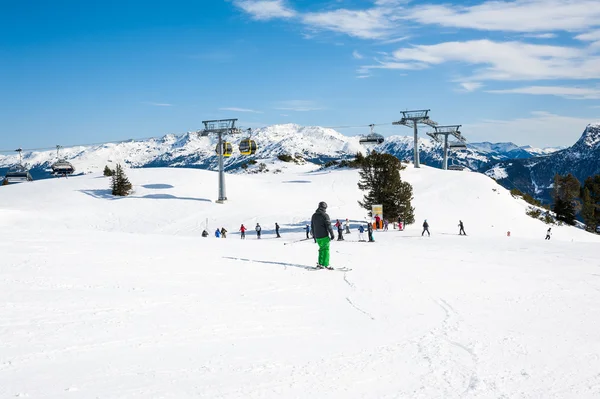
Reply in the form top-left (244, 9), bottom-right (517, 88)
top-left (103, 165), bottom-right (114, 177)
top-left (357, 151), bottom-right (415, 224)
top-left (111, 164), bottom-right (132, 196)
top-left (553, 173), bottom-right (600, 231)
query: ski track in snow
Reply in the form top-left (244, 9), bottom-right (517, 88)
top-left (1, 165), bottom-right (600, 398)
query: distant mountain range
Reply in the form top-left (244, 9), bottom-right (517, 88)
top-left (482, 123), bottom-right (600, 202)
top-left (1, 123), bottom-right (594, 204)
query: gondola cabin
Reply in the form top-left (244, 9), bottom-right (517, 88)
top-left (215, 142), bottom-right (233, 157)
top-left (359, 133), bottom-right (385, 145)
top-left (238, 139), bottom-right (257, 155)
top-left (4, 166), bottom-right (33, 183)
top-left (51, 160), bottom-right (75, 175)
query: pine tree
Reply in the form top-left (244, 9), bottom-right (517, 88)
top-left (583, 175), bottom-right (600, 231)
top-left (111, 164), bottom-right (132, 196)
top-left (103, 165), bottom-right (114, 177)
top-left (552, 174), bottom-right (580, 225)
top-left (357, 151), bottom-right (415, 224)
top-left (581, 187), bottom-right (595, 231)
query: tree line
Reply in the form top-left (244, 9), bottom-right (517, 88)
top-left (553, 173), bottom-right (600, 231)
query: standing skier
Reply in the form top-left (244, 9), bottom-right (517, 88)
top-left (215, 228), bottom-right (221, 238)
top-left (358, 225), bottom-right (365, 242)
top-left (545, 227), bottom-right (552, 240)
top-left (239, 224), bottom-right (246, 239)
top-left (201, 230), bottom-right (209, 238)
top-left (344, 218), bottom-right (351, 234)
top-left (334, 219), bottom-right (344, 241)
top-left (305, 224), bottom-right (311, 239)
top-left (458, 220), bottom-right (466, 236)
top-left (422, 220), bottom-right (430, 237)
top-left (220, 227), bottom-right (227, 238)
top-left (374, 214), bottom-right (381, 230)
top-left (255, 223), bottom-right (262, 239)
top-left (383, 219), bottom-right (389, 231)
top-left (311, 201), bottom-right (335, 269)
top-left (367, 222), bottom-right (374, 242)
top-left (275, 223), bottom-right (281, 238)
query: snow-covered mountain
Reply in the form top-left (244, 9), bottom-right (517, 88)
top-left (0, 123), bottom-right (565, 181)
top-left (484, 123), bottom-right (600, 202)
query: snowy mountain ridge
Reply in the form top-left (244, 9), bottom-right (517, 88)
top-left (0, 124), bottom-right (562, 180)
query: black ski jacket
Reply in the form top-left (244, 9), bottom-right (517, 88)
top-left (311, 206), bottom-right (334, 239)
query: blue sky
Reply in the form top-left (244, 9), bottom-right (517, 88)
top-left (1, 0), bottom-right (599, 150)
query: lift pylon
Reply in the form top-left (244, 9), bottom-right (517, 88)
top-left (393, 110), bottom-right (437, 168)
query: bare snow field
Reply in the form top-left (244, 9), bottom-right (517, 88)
top-left (1, 166), bottom-right (599, 398)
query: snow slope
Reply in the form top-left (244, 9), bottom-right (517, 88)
top-left (1, 165), bottom-right (600, 398)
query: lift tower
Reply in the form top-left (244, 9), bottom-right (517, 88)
top-left (393, 110), bottom-right (438, 168)
top-left (200, 119), bottom-right (240, 203)
top-left (426, 125), bottom-right (466, 170)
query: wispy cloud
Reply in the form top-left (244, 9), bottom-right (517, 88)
top-left (219, 107), bottom-right (263, 113)
top-left (302, 8), bottom-right (397, 39)
top-left (487, 85), bottom-right (600, 100)
top-left (274, 100), bottom-right (323, 111)
top-left (404, 0), bottom-right (600, 33)
top-left (233, 0), bottom-right (296, 20)
top-left (352, 50), bottom-right (364, 59)
top-left (143, 102), bottom-right (173, 107)
top-left (380, 40), bottom-right (600, 82)
top-left (523, 33), bottom-right (557, 39)
top-left (459, 82), bottom-right (483, 92)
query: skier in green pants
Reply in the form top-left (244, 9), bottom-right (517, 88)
top-left (311, 201), bottom-right (335, 269)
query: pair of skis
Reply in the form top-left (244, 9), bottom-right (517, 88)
top-left (308, 265), bottom-right (352, 272)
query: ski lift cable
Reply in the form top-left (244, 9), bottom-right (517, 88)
top-left (0, 122), bottom-right (396, 154)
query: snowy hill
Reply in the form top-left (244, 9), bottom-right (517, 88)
top-left (485, 123), bottom-right (600, 201)
top-left (0, 124), bottom-right (560, 182)
top-left (1, 165), bottom-right (600, 398)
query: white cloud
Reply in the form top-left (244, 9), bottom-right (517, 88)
top-left (464, 111), bottom-right (594, 147)
top-left (575, 30), bottom-right (600, 41)
top-left (404, 0), bottom-right (600, 33)
top-left (356, 75), bottom-right (371, 79)
top-left (219, 107), bottom-right (263, 113)
top-left (302, 8), bottom-right (396, 39)
top-left (233, 0), bottom-right (296, 20)
top-left (274, 100), bottom-right (323, 111)
top-left (488, 85), bottom-right (600, 99)
top-left (352, 50), bottom-right (364, 59)
top-left (385, 40), bottom-right (600, 81)
top-left (523, 33), bottom-right (557, 39)
top-left (460, 82), bottom-right (483, 92)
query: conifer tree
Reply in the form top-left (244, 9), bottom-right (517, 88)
top-left (111, 164), bottom-right (132, 196)
top-left (582, 175), bottom-right (600, 231)
top-left (357, 151), bottom-right (415, 224)
top-left (552, 174), bottom-right (580, 225)
top-left (103, 165), bottom-right (114, 177)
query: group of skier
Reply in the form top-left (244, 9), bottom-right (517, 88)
top-left (203, 222), bottom-right (283, 240)
top-left (421, 219), bottom-right (466, 236)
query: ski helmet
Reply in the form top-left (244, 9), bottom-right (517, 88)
top-left (318, 201), bottom-right (327, 209)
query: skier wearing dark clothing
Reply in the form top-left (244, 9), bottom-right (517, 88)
top-left (422, 220), bottom-right (430, 236)
top-left (458, 220), bottom-right (466, 236)
top-left (335, 219), bottom-right (344, 241)
top-left (220, 227), bottom-right (227, 238)
top-left (305, 224), bottom-right (311, 239)
top-left (311, 201), bottom-right (335, 269)
top-left (545, 228), bottom-right (552, 240)
top-left (275, 223), bottom-right (281, 238)
top-left (201, 230), bottom-right (208, 237)
top-left (367, 222), bottom-right (374, 242)
top-left (255, 223), bottom-right (262, 239)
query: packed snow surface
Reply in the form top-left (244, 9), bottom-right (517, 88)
top-left (1, 165), bottom-right (599, 398)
